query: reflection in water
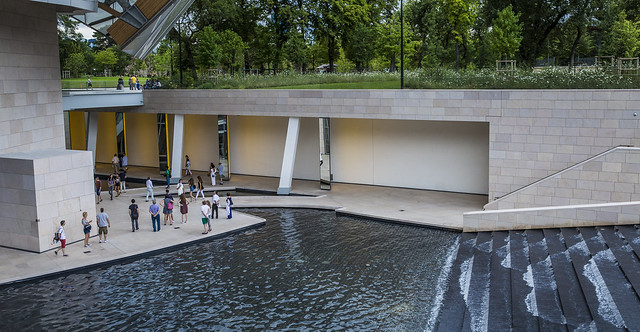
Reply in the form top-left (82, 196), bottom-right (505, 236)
top-left (0, 209), bottom-right (458, 330)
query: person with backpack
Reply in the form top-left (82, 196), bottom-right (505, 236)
top-left (54, 220), bottom-right (68, 256)
top-left (129, 199), bottom-right (140, 232)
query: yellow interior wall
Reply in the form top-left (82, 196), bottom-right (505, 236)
top-left (68, 111), bottom-right (86, 150)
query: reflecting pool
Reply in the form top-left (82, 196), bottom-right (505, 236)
top-left (0, 209), bottom-right (458, 330)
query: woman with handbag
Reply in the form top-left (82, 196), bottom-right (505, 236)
top-left (81, 212), bottom-right (92, 247)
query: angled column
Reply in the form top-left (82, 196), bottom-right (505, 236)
top-left (170, 114), bottom-right (184, 183)
top-left (86, 111), bottom-right (99, 169)
top-left (277, 117), bottom-right (301, 195)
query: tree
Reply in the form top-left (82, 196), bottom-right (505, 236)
top-left (64, 53), bottom-right (87, 77)
top-left (195, 26), bottom-right (223, 70)
top-left (602, 10), bottom-right (640, 57)
top-left (487, 5), bottom-right (523, 60)
top-left (218, 30), bottom-right (247, 74)
top-left (442, 0), bottom-right (478, 72)
top-left (94, 49), bottom-right (118, 74)
top-left (343, 23), bottom-right (378, 71)
top-left (284, 31), bottom-right (309, 73)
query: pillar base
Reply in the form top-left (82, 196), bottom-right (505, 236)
top-left (277, 187), bottom-right (291, 195)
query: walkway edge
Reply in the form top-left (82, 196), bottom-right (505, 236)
top-left (0, 220), bottom-right (266, 287)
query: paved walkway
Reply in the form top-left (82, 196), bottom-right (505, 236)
top-left (98, 163), bottom-right (487, 230)
top-left (0, 165), bottom-right (486, 285)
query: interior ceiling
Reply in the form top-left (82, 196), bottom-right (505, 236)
top-left (71, 0), bottom-right (194, 59)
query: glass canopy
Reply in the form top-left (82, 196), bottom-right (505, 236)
top-left (71, 0), bottom-right (194, 59)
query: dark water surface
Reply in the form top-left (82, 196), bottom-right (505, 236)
top-left (0, 209), bottom-right (458, 331)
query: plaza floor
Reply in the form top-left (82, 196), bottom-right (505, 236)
top-left (0, 164), bottom-right (487, 285)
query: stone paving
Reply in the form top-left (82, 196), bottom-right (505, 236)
top-left (0, 165), bottom-right (486, 285)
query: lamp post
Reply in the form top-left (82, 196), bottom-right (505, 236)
top-left (400, 0), bottom-right (404, 89)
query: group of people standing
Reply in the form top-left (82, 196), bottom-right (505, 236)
top-left (95, 170), bottom-right (127, 203)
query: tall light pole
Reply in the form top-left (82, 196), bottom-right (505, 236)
top-left (400, 0), bottom-right (404, 89)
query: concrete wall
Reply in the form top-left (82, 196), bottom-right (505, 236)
top-left (0, 0), bottom-right (97, 252)
top-left (464, 202), bottom-right (640, 232)
top-left (486, 147), bottom-right (640, 210)
top-left (142, 89), bottom-right (640, 200)
top-left (331, 119), bottom-right (489, 194)
top-left (0, 150), bottom-right (95, 252)
top-left (0, 1), bottom-right (65, 153)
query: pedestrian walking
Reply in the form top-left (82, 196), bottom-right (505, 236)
top-left (201, 200), bottom-right (211, 234)
top-left (96, 207), bottom-right (111, 243)
top-left (121, 153), bottom-right (128, 170)
top-left (162, 191), bottom-right (174, 226)
top-left (111, 154), bottom-right (119, 173)
top-left (211, 191), bottom-right (219, 219)
top-left (129, 199), bottom-right (139, 232)
top-left (81, 211), bottom-right (92, 247)
top-left (196, 176), bottom-right (205, 199)
top-left (225, 192), bottom-right (233, 219)
top-left (117, 76), bottom-right (124, 90)
top-left (114, 174), bottom-right (121, 197)
top-left (185, 155), bottom-right (192, 176)
top-left (87, 77), bottom-right (92, 90)
top-left (95, 177), bottom-right (102, 204)
top-left (176, 178), bottom-right (184, 196)
top-left (209, 163), bottom-right (216, 186)
top-left (108, 174), bottom-right (115, 200)
top-left (146, 176), bottom-right (154, 202)
top-left (165, 168), bottom-right (171, 187)
top-left (179, 194), bottom-right (189, 223)
top-left (54, 220), bottom-right (68, 256)
top-left (217, 162), bottom-right (224, 185)
top-left (188, 177), bottom-right (195, 201)
top-left (119, 169), bottom-right (127, 193)
top-left (149, 199), bottom-right (161, 232)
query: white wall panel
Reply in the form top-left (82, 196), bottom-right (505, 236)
top-left (183, 114), bottom-right (218, 172)
top-left (229, 116), bottom-right (319, 180)
top-left (332, 119), bottom-right (489, 194)
top-left (125, 113), bottom-right (159, 168)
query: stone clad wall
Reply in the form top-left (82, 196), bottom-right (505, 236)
top-left (485, 147), bottom-right (640, 210)
top-left (141, 89), bottom-right (640, 201)
top-left (0, 0), bottom-right (96, 252)
top-left (0, 1), bottom-right (65, 153)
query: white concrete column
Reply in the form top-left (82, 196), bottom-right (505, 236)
top-left (170, 114), bottom-right (184, 183)
top-left (86, 111), bottom-right (99, 168)
top-left (277, 117), bottom-right (301, 195)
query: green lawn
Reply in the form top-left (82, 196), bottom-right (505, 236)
top-left (61, 76), bottom-right (148, 89)
top-left (272, 80), bottom-right (401, 89)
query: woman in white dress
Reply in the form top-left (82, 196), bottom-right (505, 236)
top-left (209, 163), bottom-right (217, 186)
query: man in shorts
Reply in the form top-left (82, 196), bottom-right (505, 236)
top-left (95, 177), bottom-right (102, 204)
top-left (97, 207), bottom-right (111, 243)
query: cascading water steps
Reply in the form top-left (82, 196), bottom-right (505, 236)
top-left (432, 225), bottom-right (640, 332)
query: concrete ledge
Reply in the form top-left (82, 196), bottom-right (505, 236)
top-left (464, 201), bottom-right (640, 232)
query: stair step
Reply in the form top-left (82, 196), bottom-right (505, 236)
top-left (487, 231), bottom-right (512, 331)
top-left (578, 227), bottom-right (640, 331)
top-left (510, 231), bottom-right (540, 332)
top-left (435, 232), bottom-right (477, 332)
top-left (600, 226), bottom-right (640, 300)
top-left (462, 231), bottom-right (493, 331)
top-left (542, 228), bottom-right (592, 329)
top-left (525, 229), bottom-right (567, 331)
top-left (615, 225), bottom-right (640, 261)
top-left (561, 228), bottom-right (625, 331)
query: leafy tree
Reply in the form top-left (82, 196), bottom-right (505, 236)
top-left (602, 10), bottom-right (640, 57)
top-left (218, 30), bottom-right (247, 74)
top-left (487, 5), bottom-right (523, 60)
top-left (343, 23), bottom-right (378, 71)
top-left (94, 49), bottom-right (118, 73)
top-left (442, 0), bottom-right (478, 72)
top-left (195, 26), bottom-right (223, 70)
top-left (284, 31), bottom-right (309, 73)
top-left (64, 53), bottom-right (87, 77)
